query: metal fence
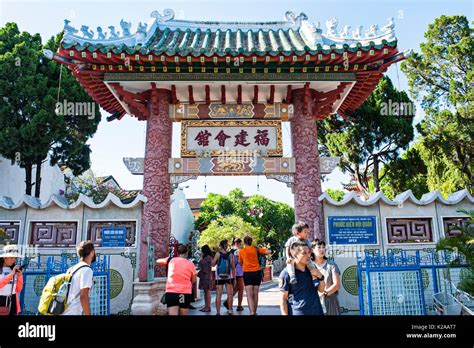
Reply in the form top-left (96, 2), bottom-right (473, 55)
top-left (19, 255), bottom-right (110, 315)
top-left (357, 250), bottom-right (471, 315)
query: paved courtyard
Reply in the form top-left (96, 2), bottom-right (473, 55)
top-left (189, 280), bottom-right (282, 316)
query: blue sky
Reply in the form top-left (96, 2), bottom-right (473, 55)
top-left (0, 0), bottom-right (471, 206)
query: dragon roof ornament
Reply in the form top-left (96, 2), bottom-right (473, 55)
top-left (61, 9), bottom-right (397, 51)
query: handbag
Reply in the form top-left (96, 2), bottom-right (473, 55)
top-left (0, 274), bottom-right (15, 315)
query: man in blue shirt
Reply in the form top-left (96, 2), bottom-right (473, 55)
top-left (279, 241), bottom-right (325, 315)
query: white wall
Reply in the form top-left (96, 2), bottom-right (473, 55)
top-left (0, 155), bottom-right (65, 202)
top-left (322, 196), bottom-right (474, 315)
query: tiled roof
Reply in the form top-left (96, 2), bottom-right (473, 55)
top-left (319, 189), bottom-right (474, 207)
top-left (187, 198), bottom-right (205, 211)
top-left (61, 9), bottom-right (397, 56)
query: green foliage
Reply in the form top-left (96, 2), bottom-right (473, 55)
top-left (0, 23), bottom-right (101, 197)
top-left (0, 227), bottom-right (9, 245)
top-left (325, 188), bottom-right (346, 202)
top-left (380, 145), bottom-right (428, 199)
top-left (198, 215), bottom-right (262, 251)
top-left (245, 195), bottom-right (294, 255)
top-left (195, 189), bottom-right (294, 255)
top-left (436, 210), bottom-right (474, 295)
top-left (401, 15), bottom-right (473, 193)
top-left (416, 109), bottom-right (473, 194)
top-left (318, 76), bottom-right (415, 197)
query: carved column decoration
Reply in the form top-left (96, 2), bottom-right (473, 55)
top-left (139, 86), bottom-right (172, 281)
top-left (291, 88), bottom-right (324, 240)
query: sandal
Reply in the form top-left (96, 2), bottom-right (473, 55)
top-left (199, 308), bottom-right (211, 312)
top-left (236, 306), bottom-right (244, 311)
top-left (227, 310), bottom-right (233, 315)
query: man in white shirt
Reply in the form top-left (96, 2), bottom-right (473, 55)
top-left (63, 241), bottom-right (95, 315)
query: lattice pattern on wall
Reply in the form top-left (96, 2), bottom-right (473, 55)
top-left (386, 218), bottom-right (432, 243)
top-left (88, 221), bottom-right (136, 247)
top-left (20, 255), bottom-right (110, 315)
top-left (0, 221), bottom-right (20, 244)
top-left (442, 217), bottom-right (470, 238)
top-left (30, 222), bottom-right (77, 247)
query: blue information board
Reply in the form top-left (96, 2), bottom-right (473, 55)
top-left (101, 227), bottom-right (126, 247)
top-left (328, 216), bottom-right (377, 245)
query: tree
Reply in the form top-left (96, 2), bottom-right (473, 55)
top-left (198, 215), bottom-right (262, 251)
top-left (318, 76), bottom-right (415, 198)
top-left (325, 188), bottom-right (346, 202)
top-left (245, 195), bottom-right (294, 255)
top-left (0, 23), bottom-right (100, 197)
top-left (401, 15), bottom-right (473, 193)
top-left (379, 145), bottom-right (428, 199)
top-left (195, 189), bottom-right (294, 255)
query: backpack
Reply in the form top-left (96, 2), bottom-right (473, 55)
top-left (38, 263), bottom-right (90, 315)
top-left (230, 249), bottom-right (240, 267)
top-left (217, 252), bottom-right (231, 279)
top-left (255, 246), bottom-right (266, 276)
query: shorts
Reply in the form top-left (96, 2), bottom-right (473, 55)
top-left (216, 278), bottom-right (233, 286)
top-left (243, 271), bottom-right (262, 286)
top-left (165, 292), bottom-right (192, 308)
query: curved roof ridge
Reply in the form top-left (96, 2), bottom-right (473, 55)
top-left (0, 193), bottom-right (147, 210)
top-left (60, 9), bottom-right (397, 53)
top-left (319, 189), bottom-right (474, 206)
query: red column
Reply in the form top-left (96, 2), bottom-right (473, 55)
top-left (291, 89), bottom-right (325, 241)
top-left (139, 88), bottom-right (172, 281)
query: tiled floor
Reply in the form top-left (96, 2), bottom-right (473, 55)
top-left (188, 280), bottom-right (282, 316)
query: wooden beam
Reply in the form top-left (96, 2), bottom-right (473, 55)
top-left (285, 85), bottom-right (292, 104)
top-left (237, 85), bottom-right (242, 105)
top-left (221, 85), bottom-right (226, 104)
top-left (268, 85), bottom-right (275, 104)
top-left (205, 85), bottom-right (210, 105)
top-left (171, 85), bottom-right (179, 104)
top-left (253, 85), bottom-right (259, 104)
top-left (109, 82), bottom-right (150, 119)
top-left (188, 85), bottom-right (194, 104)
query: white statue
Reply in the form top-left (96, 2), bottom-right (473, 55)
top-left (97, 27), bottom-right (107, 40)
top-left (137, 22), bottom-right (147, 35)
top-left (325, 17), bottom-right (338, 37)
top-left (352, 25), bottom-right (363, 39)
top-left (108, 26), bottom-right (120, 39)
top-left (80, 25), bottom-right (94, 39)
top-left (381, 17), bottom-right (395, 33)
top-left (365, 24), bottom-right (378, 38)
top-left (63, 19), bottom-right (78, 34)
top-left (340, 25), bottom-right (351, 38)
top-left (120, 19), bottom-right (132, 36)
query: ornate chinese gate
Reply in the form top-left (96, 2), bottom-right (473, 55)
top-left (47, 9), bottom-right (405, 281)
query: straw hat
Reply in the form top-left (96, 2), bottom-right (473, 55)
top-left (0, 244), bottom-right (20, 258)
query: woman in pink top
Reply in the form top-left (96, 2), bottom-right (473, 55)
top-left (0, 245), bottom-right (24, 315)
top-left (157, 244), bottom-right (197, 316)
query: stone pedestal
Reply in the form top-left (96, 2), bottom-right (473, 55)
top-left (131, 277), bottom-right (167, 315)
top-left (291, 89), bottom-right (325, 240)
